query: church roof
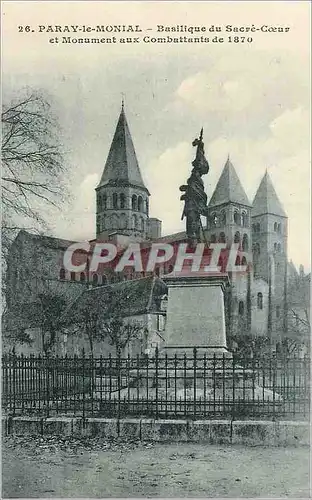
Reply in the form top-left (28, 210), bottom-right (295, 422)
top-left (63, 276), bottom-right (167, 324)
top-left (252, 171), bottom-right (287, 217)
top-left (156, 231), bottom-right (187, 243)
top-left (208, 157), bottom-right (250, 208)
top-left (10, 230), bottom-right (77, 252)
top-left (97, 106), bottom-right (148, 192)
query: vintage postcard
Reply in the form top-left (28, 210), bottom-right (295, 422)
top-left (1, 1), bottom-right (310, 498)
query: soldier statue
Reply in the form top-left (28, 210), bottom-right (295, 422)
top-left (180, 128), bottom-right (209, 247)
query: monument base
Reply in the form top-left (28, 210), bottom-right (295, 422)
top-left (162, 273), bottom-right (229, 354)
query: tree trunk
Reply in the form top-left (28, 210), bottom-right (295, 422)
top-left (88, 333), bottom-right (94, 357)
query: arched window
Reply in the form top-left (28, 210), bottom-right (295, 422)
top-left (257, 292), bottom-right (263, 310)
top-left (111, 213), bottom-right (118, 229)
top-left (220, 211), bottom-right (226, 225)
top-left (235, 255), bottom-right (241, 266)
top-left (277, 223), bottom-right (281, 233)
top-left (120, 193), bottom-right (126, 209)
top-left (274, 222), bottom-right (278, 232)
top-left (138, 196), bottom-right (143, 212)
top-left (242, 234), bottom-right (249, 252)
top-left (70, 271), bottom-right (76, 281)
top-left (113, 193), bottom-right (118, 209)
top-left (210, 234), bottom-right (216, 243)
top-left (102, 194), bottom-right (107, 209)
top-left (234, 231), bottom-right (240, 243)
top-left (219, 232), bottom-right (226, 243)
top-left (80, 272), bottom-right (86, 282)
top-left (238, 301), bottom-right (244, 315)
top-left (92, 274), bottom-right (98, 286)
top-left (242, 212), bottom-right (248, 227)
top-left (145, 199), bottom-right (149, 214)
top-left (254, 243), bottom-right (260, 255)
top-left (234, 211), bottom-right (240, 225)
top-left (241, 256), bottom-right (247, 266)
top-left (277, 243), bottom-right (281, 253)
top-left (132, 194), bottom-right (137, 210)
top-left (119, 213), bottom-right (126, 229)
top-left (59, 268), bottom-right (66, 280)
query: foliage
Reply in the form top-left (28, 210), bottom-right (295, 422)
top-left (4, 328), bottom-right (34, 347)
top-left (3, 272), bottom-right (72, 352)
top-left (1, 91), bottom-right (66, 261)
top-left (68, 288), bottom-right (145, 356)
top-left (35, 292), bottom-right (68, 353)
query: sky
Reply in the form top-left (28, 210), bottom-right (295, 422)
top-left (2, 1), bottom-right (311, 270)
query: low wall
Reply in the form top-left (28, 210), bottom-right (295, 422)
top-left (2, 417), bottom-right (309, 446)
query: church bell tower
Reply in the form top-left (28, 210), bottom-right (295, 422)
top-left (96, 103), bottom-right (150, 241)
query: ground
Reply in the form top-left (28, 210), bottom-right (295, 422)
top-left (2, 435), bottom-right (310, 498)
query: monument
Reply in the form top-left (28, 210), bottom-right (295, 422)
top-left (163, 129), bottom-right (229, 354)
top-left (109, 130), bottom-right (279, 413)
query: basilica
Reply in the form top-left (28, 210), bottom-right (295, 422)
top-left (4, 104), bottom-right (309, 355)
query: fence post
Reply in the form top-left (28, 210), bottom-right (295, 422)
top-left (117, 350), bottom-right (121, 420)
top-left (232, 352), bottom-right (236, 421)
top-left (165, 352), bottom-right (168, 418)
top-left (136, 353), bottom-right (140, 415)
top-left (82, 348), bottom-right (85, 420)
top-left (145, 353), bottom-right (149, 415)
top-left (183, 352), bottom-right (187, 418)
top-left (174, 353), bottom-right (177, 417)
top-left (46, 352), bottom-right (50, 418)
top-left (272, 355), bottom-right (276, 421)
top-left (303, 355), bottom-right (309, 418)
top-left (155, 346), bottom-right (159, 420)
top-left (20, 352), bottom-right (24, 413)
top-left (213, 353), bottom-right (216, 417)
top-left (12, 347), bottom-right (16, 417)
top-left (193, 347), bottom-right (197, 420)
top-left (90, 351), bottom-right (94, 399)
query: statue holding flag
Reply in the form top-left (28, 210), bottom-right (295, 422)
top-left (180, 128), bottom-right (209, 247)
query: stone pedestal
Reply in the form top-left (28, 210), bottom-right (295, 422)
top-left (162, 273), bottom-right (229, 355)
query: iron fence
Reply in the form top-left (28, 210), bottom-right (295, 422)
top-left (2, 349), bottom-right (310, 420)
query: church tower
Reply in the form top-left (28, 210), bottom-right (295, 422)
top-left (252, 171), bottom-right (288, 340)
top-left (95, 103), bottom-right (150, 241)
top-left (206, 157), bottom-right (252, 264)
top-left (205, 157), bottom-right (252, 338)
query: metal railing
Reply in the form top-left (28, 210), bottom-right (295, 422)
top-left (2, 349), bottom-right (310, 420)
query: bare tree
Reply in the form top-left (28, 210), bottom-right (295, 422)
top-left (68, 293), bottom-right (103, 356)
top-left (1, 91), bottom-right (66, 259)
top-left (101, 317), bottom-right (145, 357)
top-left (66, 289), bottom-right (145, 356)
top-left (3, 273), bottom-right (75, 354)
